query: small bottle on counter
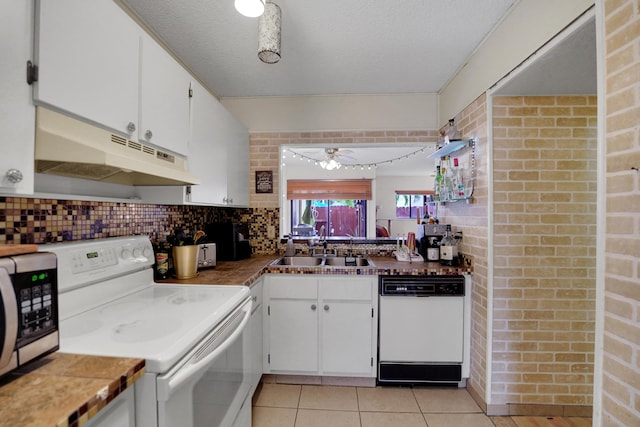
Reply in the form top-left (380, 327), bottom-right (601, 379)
top-left (439, 224), bottom-right (458, 266)
top-left (154, 241), bottom-right (170, 280)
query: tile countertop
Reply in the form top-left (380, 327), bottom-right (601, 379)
top-left (162, 254), bottom-right (472, 287)
top-left (0, 353), bottom-right (145, 427)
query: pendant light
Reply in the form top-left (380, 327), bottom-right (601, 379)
top-left (258, 2), bottom-right (281, 64)
top-left (234, 0), bottom-right (264, 18)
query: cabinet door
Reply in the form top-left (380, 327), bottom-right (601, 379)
top-left (139, 33), bottom-right (190, 156)
top-left (188, 81), bottom-right (229, 204)
top-left (35, 0), bottom-right (139, 136)
top-left (225, 114), bottom-right (249, 207)
top-left (267, 299), bottom-right (318, 373)
top-left (0, 0), bottom-right (34, 194)
top-left (321, 301), bottom-right (373, 375)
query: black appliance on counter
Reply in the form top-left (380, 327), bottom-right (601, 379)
top-left (204, 222), bottom-right (251, 261)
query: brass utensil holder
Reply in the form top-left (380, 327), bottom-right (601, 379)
top-left (172, 245), bottom-right (199, 279)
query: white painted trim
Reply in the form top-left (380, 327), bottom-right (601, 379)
top-left (485, 93), bottom-right (495, 406)
top-left (591, 1), bottom-right (606, 425)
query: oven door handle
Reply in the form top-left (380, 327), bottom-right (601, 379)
top-left (0, 268), bottom-right (18, 369)
top-left (156, 298), bottom-right (252, 401)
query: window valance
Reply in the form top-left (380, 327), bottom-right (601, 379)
top-left (286, 179), bottom-right (373, 200)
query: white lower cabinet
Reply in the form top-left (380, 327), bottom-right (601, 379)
top-left (263, 275), bottom-right (377, 377)
top-left (86, 386), bottom-right (135, 427)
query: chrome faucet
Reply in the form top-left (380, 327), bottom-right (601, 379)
top-left (319, 225), bottom-right (326, 242)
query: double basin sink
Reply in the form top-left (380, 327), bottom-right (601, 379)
top-left (271, 255), bottom-right (375, 268)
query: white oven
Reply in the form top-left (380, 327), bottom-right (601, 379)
top-left (42, 236), bottom-right (254, 427)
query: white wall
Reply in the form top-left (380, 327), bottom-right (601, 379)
top-left (376, 175), bottom-right (434, 238)
top-left (222, 93), bottom-right (438, 132)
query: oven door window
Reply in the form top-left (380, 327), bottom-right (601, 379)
top-left (156, 299), bottom-right (252, 427)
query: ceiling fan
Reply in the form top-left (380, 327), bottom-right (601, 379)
top-left (319, 148), bottom-right (355, 170)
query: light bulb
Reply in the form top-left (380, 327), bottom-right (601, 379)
top-left (235, 0), bottom-right (265, 17)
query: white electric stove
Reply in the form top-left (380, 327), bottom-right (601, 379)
top-left (41, 236), bottom-right (252, 427)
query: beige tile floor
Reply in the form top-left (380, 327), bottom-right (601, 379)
top-left (252, 383), bottom-right (592, 427)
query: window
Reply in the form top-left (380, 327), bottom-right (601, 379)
top-left (395, 191), bottom-right (433, 219)
top-left (287, 179), bottom-right (372, 238)
top-left (291, 199), bottom-right (367, 238)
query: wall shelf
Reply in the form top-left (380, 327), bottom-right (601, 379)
top-left (426, 139), bottom-right (475, 159)
top-left (427, 138), bottom-right (477, 205)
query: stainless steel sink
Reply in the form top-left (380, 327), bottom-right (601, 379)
top-left (272, 256), bottom-right (324, 267)
top-left (271, 256), bottom-right (375, 268)
top-left (323, 257), bottom-right (374, 267)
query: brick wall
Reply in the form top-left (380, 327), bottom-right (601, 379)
top-left (437, 94), bottom-right (491, 408)
top-left (249, 130), bottom-right (439, 250)
top-left (602, 0), bottom-right (640, 425)
top-left (249, 130), bottom-right (440, 209)
top-left (492, 95), bottom-right (597, 409)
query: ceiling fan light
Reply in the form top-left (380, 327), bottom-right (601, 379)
top-left (320, 158), bottom-right (341, 170)
top-left (258, 2), bottom-right (281, 64)
top-left (235, 0), bottom-right (265, 17)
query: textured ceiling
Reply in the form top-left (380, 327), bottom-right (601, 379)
top-left (120, 0), bottom-right (518, 98)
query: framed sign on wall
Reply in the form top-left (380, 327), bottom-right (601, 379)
top-left (255, 170), bottom-right (273, 193)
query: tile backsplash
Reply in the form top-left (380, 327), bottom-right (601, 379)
top-left (0, 197), bottom-right (277, 254)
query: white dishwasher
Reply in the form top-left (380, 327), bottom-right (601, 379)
top-left (378, 275), bottom-right (470, 386)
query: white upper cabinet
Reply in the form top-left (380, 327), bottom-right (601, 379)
top-left (35, 0), bottom-right (190, 156)
top-left (138, 33), bottom-right (191, 156)
top-left (187, 80), bottom-right (229, 204)
top-left (34, 0), bottom-right (140, 137)
top-left (225, 117), bottom-right (250, 207)
top-left (136, 82), bottom-right (250, 206)
top-left (0, 0), bottom-right (35, 195)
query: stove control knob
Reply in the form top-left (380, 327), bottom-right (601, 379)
top-left (143, 247), bottom-right (153, 259)
top-left (133, 247), bottom-right (142, 258)
top-left (120, 248), bottom-right (131, 259)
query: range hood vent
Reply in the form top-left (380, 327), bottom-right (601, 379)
top-left (35, 108), bottom-right (199, 186)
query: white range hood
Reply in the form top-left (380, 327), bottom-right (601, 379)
top-left (35, 108), bottom-right (199, 186)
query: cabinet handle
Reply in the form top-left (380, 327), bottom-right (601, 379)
top-left (311, 304), bottom-right (317, 311)
top-left (324, 305), bottom-right (329, 311)
top-left (145, 130), bottom-right (153, 140)
top-left (5, 169), bottom-right (23, 184)
top-left (127, 122), bottom-right (136, 133)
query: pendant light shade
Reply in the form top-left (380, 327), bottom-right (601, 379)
top-left (258, 2), bottom-right (281, 64)
top-left (235, 0), bottom-right (264, 18)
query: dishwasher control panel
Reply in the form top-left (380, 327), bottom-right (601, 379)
top-left (379, 275), bottom-right (465, 296)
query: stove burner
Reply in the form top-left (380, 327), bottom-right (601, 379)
top-left (100, 301), bottom-right (147, 316)
top-left (112, 316), bottom-right (182, 343)
top-left (61, 317), bottom-right (103, 338)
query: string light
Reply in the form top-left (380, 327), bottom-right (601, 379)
top-left (283, 147), bottom-right (430, 170)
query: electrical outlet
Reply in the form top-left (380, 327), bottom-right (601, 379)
top-left (267, 225), bottom-right (275, 239)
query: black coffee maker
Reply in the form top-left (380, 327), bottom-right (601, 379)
top-left (417, 224), bottom-right (448, 261)
top-left (204, 222), bottom-right (251, 261)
